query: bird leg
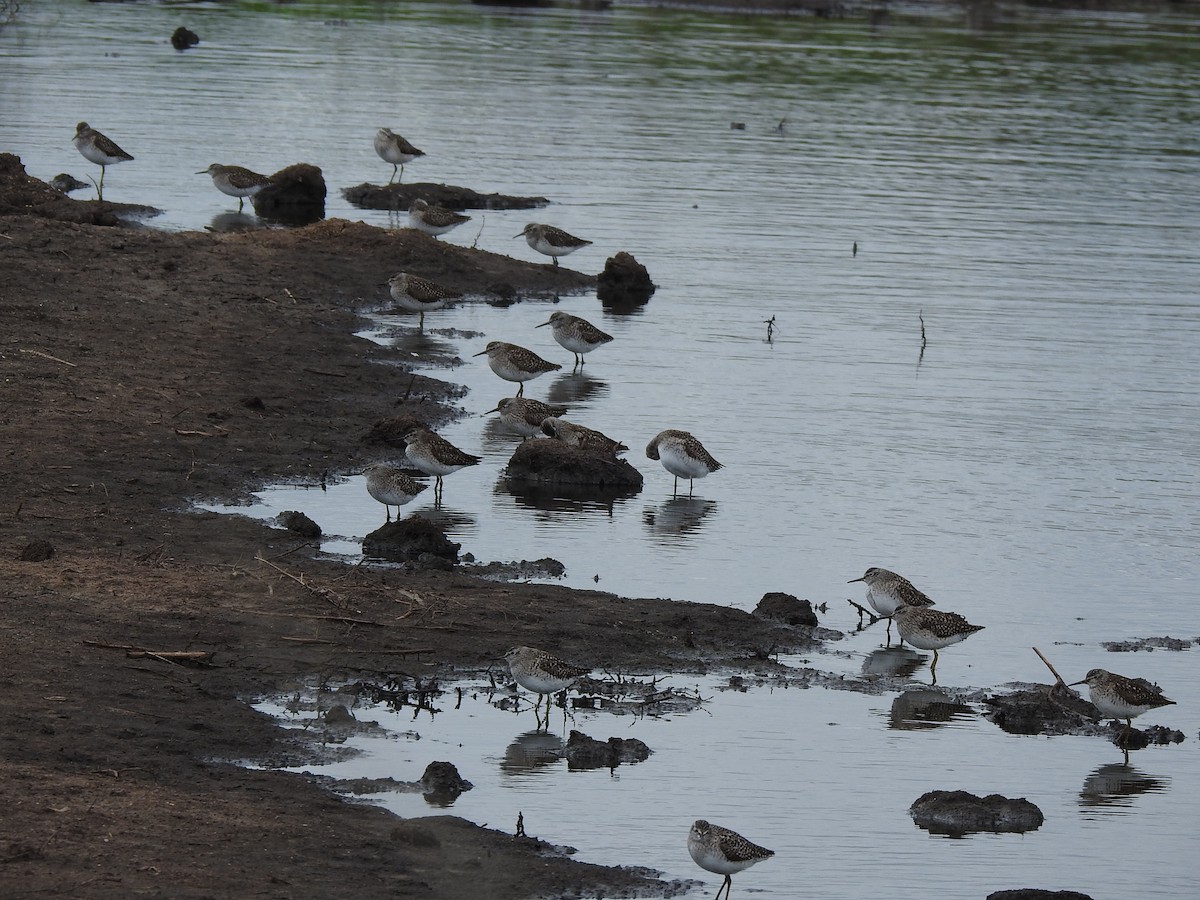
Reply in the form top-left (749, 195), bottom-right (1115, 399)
top-left (97, 167), bottom-right (105, 202)
top-left (516, 383), bottom-right (525, 397)
top-left (715, 874), bottom-right (732, 900)
top-left (388, 164), bottom-right (398, 185)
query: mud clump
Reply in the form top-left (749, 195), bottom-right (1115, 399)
top-left (981, 684), bottom-right (1096, 736)
top-left (252, 164), bottom-right (326, 225)
top-left (18, 540), bottom-right (56, 562)
top-left (343, 181), bottom-right (549, 212)
top-left (597, 251), bottom-right (655, 309)
top-left (910, 790), bottom-right (1044, 837)
top-left (505, 438), bottom-right (643, 490)
top-left (754, 592), bottom-right (818, 627)
top-left (277, 510), bottom-right (321, 539)
top-left (171, 27), bottom-right (200, 50)
top-left (987, 891), bottom-right (1094, 900)
top-left (564, 731), bottom-right (652, 771)
top-left (362, 513), bottom-right (461, 567)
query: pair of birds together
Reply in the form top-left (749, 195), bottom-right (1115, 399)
top-left (850, 567), bottom-right (1175, 737)
top-left (72, 121), bottom-right (272, 211)
top-left (503, 645), bottom-right (771, 900)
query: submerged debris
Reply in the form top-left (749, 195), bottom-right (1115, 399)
top-left (564, 731), bottom-right (652, 771)
top-left (1101, 635), bottom-right (1195, 652)
top-left (987, 892), bottom-right (1094, 900)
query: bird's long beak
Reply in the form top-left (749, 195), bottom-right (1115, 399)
top-left (195, 169), bottom-right (208, 175)
top-left (472, 349), bottom-right (488, 357)
top-left (847, 577), bottom-right (865, 583)
top-left (480, 407), bottom-right (499, 417)
top-left (535, 320), bottom-right (550, 328)
top-left (1068, 679), bottom-right (1086, 686)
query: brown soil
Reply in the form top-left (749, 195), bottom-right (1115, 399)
top-left (0, 154), bottom-right (817, 899)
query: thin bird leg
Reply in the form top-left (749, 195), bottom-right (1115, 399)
top-left (97, 166), bottom-right (105, 201)
top-left (389, 164), bottom-right (398, 184)
top-left (516, 383), bottom-right (525, 397)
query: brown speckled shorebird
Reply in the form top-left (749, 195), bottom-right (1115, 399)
top-left (472, 341), bottom-right (561, 396)
top-left (514, 223), bottom-right (593, 266)
top-left (72, 122), bottom-right (133, 201)
top-left (645, 429), bottom-right (722, 497)
top-left (408, 198), bottom-right (470, 238)
top-left (504, 646), bottom-right (590, 714)
top-left (687, 820), bottom-right (774, 900)
top-left (1070, 668), bottom-right (1176, 743)
top-left (536, 311), bottom-right (613, 368)
top-left (847, 567), bottom-right (936, 642)
top-left (540, 416), bottom-right (627, 457)
top-left (891, 604), bottom-right (983, 681)
top-left (197, 164), bottom-right (272, 212)
top-left (374, 127), bottom-right (425, 184)
top-left (484, 397), bottom-right (567, 441)
top-left (362, 463), bottom-right (426, 522)
top-left (387, 272), bottom-right (462, 330)
top-left (402, 427), bottom-right (480, 503)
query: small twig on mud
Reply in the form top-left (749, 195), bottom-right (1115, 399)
top-left (1032, 646), bottom-right (1069, 688)
top-left (279, 636), bottom-right (339, 645)
top-left (20, 348), bottom-right (77, 367)
top-left (255, 552), bottom-right (348, 610)
top-left (127, 650), bottom-right (214, 666)
top-left (471, 214), bottom-right (485, 249)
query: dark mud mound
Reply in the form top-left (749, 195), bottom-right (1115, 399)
top-left (363, 513), bottom-right (461, 567)
top-left (344, 182), bottom-right (549, 212)
top-left (505, 438), bottom-right (643, 490)
top-left (910, 790), bottom-right (1043, 837)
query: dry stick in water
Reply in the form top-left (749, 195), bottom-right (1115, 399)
top-left (1032, 646), bottom-right (1069, 687)
top-left (919, 309), bottom-right (928, 349)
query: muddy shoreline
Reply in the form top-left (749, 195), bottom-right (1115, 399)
top-left (0, 154), bottom-right (834, 898)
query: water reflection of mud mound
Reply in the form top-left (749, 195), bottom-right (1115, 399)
top-left (888, 688), bottom-right (974, 731)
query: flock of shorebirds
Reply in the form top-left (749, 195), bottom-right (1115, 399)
top-left (74, 120), bottom-right (1178, 900)
top-left (502, 561), bottom-right (1177, 897)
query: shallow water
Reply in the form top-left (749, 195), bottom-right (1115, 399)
top-left (4, 0), bottom-right (1199, 895)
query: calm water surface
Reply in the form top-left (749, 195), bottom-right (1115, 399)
top-left (4, 1), bottom-right (1199, 896)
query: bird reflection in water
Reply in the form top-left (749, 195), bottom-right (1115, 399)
top-left (414, 505), bottom-right (475, 532)
top-left (888, 687), bottom-right (974, 731)
top-left (500, 730), bottom-right (566, 776)
top-left (545, 371), bottom-right (608, 406)
top-left (862, 646), bottom-right (923, 680)
top-left (642, 497), bottom-right (718, 543)
top-left (385, 327), bottom-right (455, 360)
top-left (1079, 761), bottom-right (1168, 810)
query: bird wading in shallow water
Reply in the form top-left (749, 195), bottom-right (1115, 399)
top-left (891, 604), bottom-right (983, 683)
top-left (514, 223), bottom-right (592, 266)
top-left (401, 427), bottom-right (480, 503)
top-left (536, 310), bottom-right (613, 368)
top-left (472, 341), bottom-right (561, 397)
top-left (1070, 668), bottom-right (1175, 745)
top-left (687, 819), bottom-right (774, 900)
top-left (847, 566), bottom-right (936, 643)
top-left (362, 463), bottom-right (426, 522)
top-left (374, 127), bottom-right (424, 184)
top-left (72, 122), bottom-right (133, 202)
top-left (386, 272), bottom-right (462, 330)
top-left (196, 164), bottom-right (272, 212)
top-left (503, 646), bottom-right (589, 715)
top-left (645, 429), bottom-right (722, 496)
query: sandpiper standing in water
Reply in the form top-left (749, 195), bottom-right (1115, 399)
top-left (484, 397), bottom-right (567, 441)
top-left (687, 819), bottom-right (774, 900)
top-left (472, 341), bottom-right (561, 396)
top-left (847, 567), bottom-right (936, 643)
top-left (891, 604), bottom-right (983, 682)
top-left (503, 646), bottom-right (590, 715)
top-left (72, 122), bottom-right (133, 202)
top-left (362, 463), bottom-right (426, 522)
top-left (1070, 668), bottom-right (1176, 744)
top-left (402, 426), bottom-right (481, 503)
top-left (646, 430), bottom-right (722, 496)
top-left (387, 272), bottom-right (462, 330)
top-left (196, 164), bottom-right (272, 212)
top-left (374, 127), bottom-right (425, 184)
top-left (536, 310), bottom-right (613, 368)
top-left (408, 198), bottom-right (470, 238)
top-left (515, 223), bottom-right (593, 267)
